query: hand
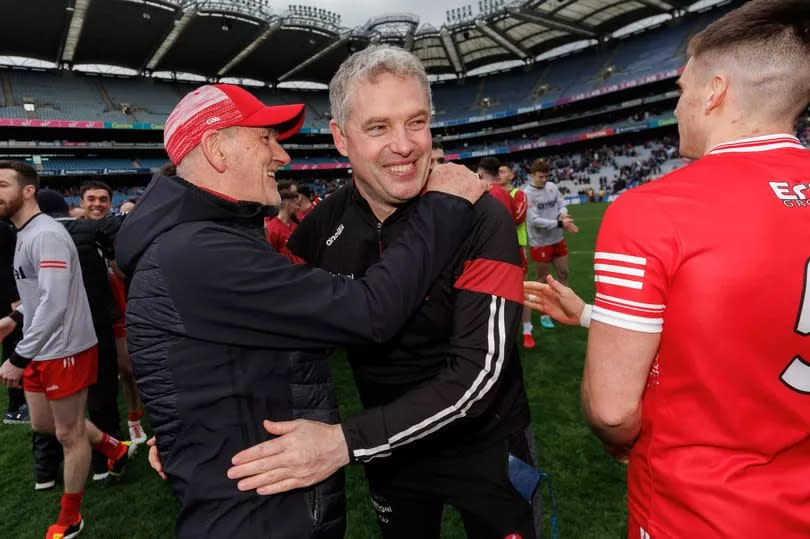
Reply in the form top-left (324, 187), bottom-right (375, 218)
top-left (0, 359), bottom-right (23, 388)
top-left (524, 275), bottom-right (585, 326)
top-left (425, 163), bottom-right (489, 205)
top-left (227, 419), bottom-right (350, 496)
top-left (0, 316), bottom-right (17, 341)
top-left (147, 436), bottom-right (167, 480)
top-left (560, 215), bottom-right (579, 233)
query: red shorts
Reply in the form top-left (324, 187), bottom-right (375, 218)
top-left (529, 240), bottom-right (568, 263)
top-left (109, 272), bottom-right (127, 338)
top-left (23, 345), bottom-right (98, 400)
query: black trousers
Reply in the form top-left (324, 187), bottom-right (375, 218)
top-left (364, 428), bottom-right (538, 539)
top-left (86, 322), bottom-right (121, 473)
top-left (33, 321), bottom-right (121, 477)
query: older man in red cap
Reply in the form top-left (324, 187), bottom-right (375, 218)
top-left (114, 85), bottom-right (486, 538)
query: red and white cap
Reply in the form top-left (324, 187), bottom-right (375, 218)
top-left (164, 84), bottom-right (305, 165)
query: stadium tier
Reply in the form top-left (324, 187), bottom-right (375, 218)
top-left (0, 6), bottom-right (723, 129)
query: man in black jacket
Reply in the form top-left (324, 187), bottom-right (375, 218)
top-left (115, 83), bottom-right (486, 538)
top-left (227, 46), bottom-right (537, 539)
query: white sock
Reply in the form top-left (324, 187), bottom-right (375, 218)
top-left (523, 322), bottom-right (533, 334)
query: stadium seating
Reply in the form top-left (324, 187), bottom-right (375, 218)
top-left (0, 9), bottom-right (720, 128)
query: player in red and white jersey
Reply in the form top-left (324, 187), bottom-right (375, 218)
top-left (498, 163), bottom-right (536, 348)
top-left (0, 162), bottom-right (132, 539)
top-left (524, 1), bottom-right (810, 536)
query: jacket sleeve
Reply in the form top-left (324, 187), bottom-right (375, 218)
top-left (94, 215), bottom-right (125, 260)
top-left (340, 202), bottom-right (525, 462)
top-left (10, 231), bottom-right (74, 367)
top-left (159, 192), bottom-right (475, 350)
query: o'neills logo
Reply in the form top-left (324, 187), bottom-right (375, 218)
top-left (326, 224), bottom-right (344, 246)
top-left (769, 181), bottom-right (810, 207)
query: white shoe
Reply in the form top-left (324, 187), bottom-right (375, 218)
top-left (34, 479), bottom-right (56, 491)
top-left (128, 420), bottom-right (147, 445)
top-left (92, 472), bottom-right (109, 481)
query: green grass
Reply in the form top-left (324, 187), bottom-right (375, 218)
top-left (0, 202), bottom-right (625, 538)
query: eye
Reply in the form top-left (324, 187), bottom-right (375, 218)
top-left (367, 125), bottom-right (385, 135)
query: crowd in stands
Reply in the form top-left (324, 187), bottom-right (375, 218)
top-left (42, 110), bottom-right (810, 206)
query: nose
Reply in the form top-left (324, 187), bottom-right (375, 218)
top-left (389, 124), bottom-right (416, 156)
top-left (270, 138), bottom-right (291, 166)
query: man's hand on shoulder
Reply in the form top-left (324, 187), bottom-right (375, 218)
top-left (425, 163), bottom-right (489, 205)
top-left (227, 419), bottom-right (350, 495)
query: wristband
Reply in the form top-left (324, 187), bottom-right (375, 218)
top-left (579, 304), bottom-right (593, 328)
top-left (9, 351), bottom-right (32, 369)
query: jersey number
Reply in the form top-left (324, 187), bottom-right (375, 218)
top-left (780, 258), bottom-right (810, 394)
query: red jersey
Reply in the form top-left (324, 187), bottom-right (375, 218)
top-left (264, 215), bottom-right (297, 254)
top-left (489, 184), bottom-right (523, 226)
top-left (592, 134), bottom-right (810, 538)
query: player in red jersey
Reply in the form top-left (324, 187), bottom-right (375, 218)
top-left (264, 190), bottom-right (299, 253)
top-left (477, 157), bottom-right (518, 219)
top-left (498, 163), bottom-right (535, 348)
top-left (524, 1), bottom-right (810, 536)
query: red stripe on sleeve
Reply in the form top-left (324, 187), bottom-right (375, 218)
top-left (40, 260), bottom-right (67, 264)
top-left (453, 258), bottom-right (523, 303)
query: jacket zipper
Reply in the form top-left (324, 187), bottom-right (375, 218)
top-left (376, 221), bottom-right (383, 257)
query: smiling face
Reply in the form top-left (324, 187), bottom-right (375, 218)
top-left (331, 72), bottom-right (432, 214)
top-left (80, 188), bottom-right (112, 220)
top-left (219, 126), bottom-right (291, 206)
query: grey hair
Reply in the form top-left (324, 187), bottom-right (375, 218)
top-left (329, 44), bottom-right (432, 127)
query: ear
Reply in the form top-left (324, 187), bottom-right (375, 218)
top-left (330, 120), bottom-right (349, 158)
top-left (23, 184), bottom-right (37, 201)
top-left (199, 130), bottom-right (227, 173)
top-left (704, 74), bottom-right (728, 115)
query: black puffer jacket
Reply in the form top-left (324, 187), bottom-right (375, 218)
top-left (115, 175), bottom-right (475, 539)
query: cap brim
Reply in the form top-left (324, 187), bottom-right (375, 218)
top-left (240, 103), bottom-right (306, 141)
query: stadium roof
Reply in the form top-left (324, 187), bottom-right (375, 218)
top-left (0, 0), bottom-right (714, 84)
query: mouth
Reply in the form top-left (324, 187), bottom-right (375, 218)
top-left (383, 162), bottom-right (417, 176)
top-left (266, 170), bottom-right (276, 180)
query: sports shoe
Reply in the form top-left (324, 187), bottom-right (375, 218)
top-left (35, 479), bottom-right (56, 491)
top-left (540, 315), bottom-right (555, 329)
top-left (46, 516), bottom-right (84, 539)
top-left (128, 420), bottom-right (147, 445)
top-left (107, 441), bottom-right (134, 481)
top-left (522, 333), bottom-right (535, 349)
top-left (3, 403), bottom-right (30, 424)
top-left (91, 472), bottom-right (109, 481)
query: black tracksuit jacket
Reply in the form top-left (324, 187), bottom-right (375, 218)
top-left (288, 183), bottom-right (531, 463)
top-left (114, 174), bottom-right (475, 539)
